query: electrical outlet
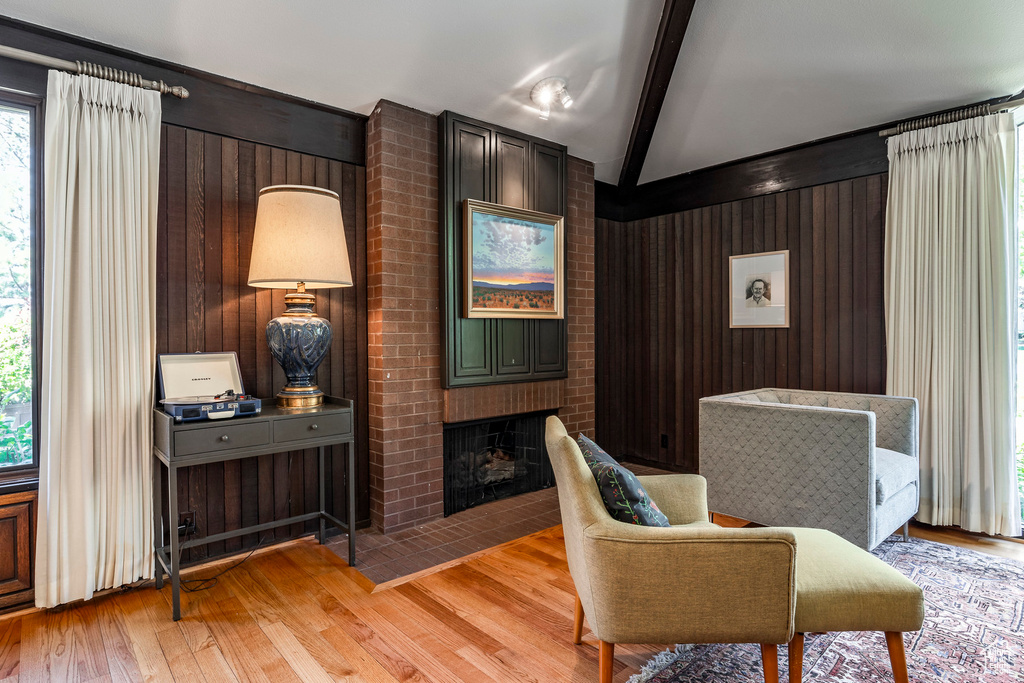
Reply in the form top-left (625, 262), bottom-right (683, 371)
top-left (178, 511), bottom-right (197, 537)
top-left (660, 434), bottom-right (669, 448)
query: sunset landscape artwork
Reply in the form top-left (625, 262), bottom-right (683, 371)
top-left (463, 199), bottom-right (564, 319)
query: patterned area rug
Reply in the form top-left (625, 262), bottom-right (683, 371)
top-left (629, 537), bottom-right (1024, 682)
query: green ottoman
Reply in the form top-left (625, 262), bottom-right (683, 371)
top-left (785, 528), bottom-right (924, 682)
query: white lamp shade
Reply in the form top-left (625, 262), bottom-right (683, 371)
top-left (248, 185), bottom-right (353, 289)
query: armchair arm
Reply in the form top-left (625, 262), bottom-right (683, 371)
top-left (699, 400), bottom-right (876, 546)
top-left (636, 474), bottom-right (709, 525)
top-left (868, 395), bottom-right (918, 458)
top-left (580, 521), bottom-right (796, 645)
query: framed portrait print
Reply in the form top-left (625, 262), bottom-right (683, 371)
top-left (463, 199), bottom-right (564, 319)
top-left (729, 250), bottom-right (790, 328)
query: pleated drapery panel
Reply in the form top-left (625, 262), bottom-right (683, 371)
top-left (884, 112), bottom-right (1021, 537)
top-left (36, 71), bottom-right (162, 607)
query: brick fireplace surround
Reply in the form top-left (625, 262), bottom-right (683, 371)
top-left (366, 100), bottom-right (596, 533)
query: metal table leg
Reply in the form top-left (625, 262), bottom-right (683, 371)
top-left (168, 460), bottom-right (181, 621)
top-left (153, 453), bottom-right (163, 590)
top-left (318, 446), bottom-right (326, 544)
top-left (347, 441), bottom-right (356, 566)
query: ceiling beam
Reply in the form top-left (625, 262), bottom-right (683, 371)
top-left (617, 0), bottom-right (696, 189)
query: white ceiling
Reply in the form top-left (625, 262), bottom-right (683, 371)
top-left (643, 0), bottom-right (1024, 184)
top-left (1, 0), bottom-right (1023, 186)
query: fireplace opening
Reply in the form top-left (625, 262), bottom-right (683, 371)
top-left (443, 410), bottom-right (555, 516)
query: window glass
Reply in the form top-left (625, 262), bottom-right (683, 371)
top-left (0, 104), bottom-right (33, 469)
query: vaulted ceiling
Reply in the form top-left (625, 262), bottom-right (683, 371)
top-left (1, 0), bottom-right (1022, 185)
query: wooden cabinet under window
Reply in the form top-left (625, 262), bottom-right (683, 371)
top-left (0, 490), bottom-right (36, 608)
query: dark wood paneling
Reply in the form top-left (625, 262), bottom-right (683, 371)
top-left (439, 111), bottom-right (568, 389)
top-left (0, 17), bottom-right (364, 165)
top-left (595, 173), bottom-right (888, 470)
top-left (596, 132), bottom-right (888, 222)
top-left (157, 125), bottom-right (368, 562)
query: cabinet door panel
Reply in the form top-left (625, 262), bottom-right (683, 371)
top-left (0, 492), bottom-right (35, 605)
top-left (534, 319), bottom-right (566, 374)
top-left (456, 318), bottom-right (492, 377)
top-left (496, 133), bottom-right (529, 209)
top-left (532, 143), bottom-right (563, 215)
top-left (449, 119), bottom-right (493, 380)
top-left (497, 319), bottom-right (531, 376)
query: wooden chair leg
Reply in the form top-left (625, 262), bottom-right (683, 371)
top-left (885, 632), bottom-right (910, 683)
top-left (788, 633), bottom-right (804, 682)
top-left (599, 640), bottom-right (614, 683)
top-left (759, 643), bottom-right (779, 683)
top-left (572, 592), bottom-right (584, 644)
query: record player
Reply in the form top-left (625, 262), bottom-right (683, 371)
top-left (157, 352), bottom-right (261, 422)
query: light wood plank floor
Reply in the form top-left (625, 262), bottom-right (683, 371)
top-left (0, 527), bottom-right (672, 683)
top-left (2, 521), bottom-right (1022, 682)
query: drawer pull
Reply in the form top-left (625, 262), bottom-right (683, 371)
top-left (220, 435), bottom-right (229, 442)
top-left (310, 424), bottom-right (319, 430)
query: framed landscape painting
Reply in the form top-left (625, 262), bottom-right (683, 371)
top-left (463, 199), bottom-right (564, 319)
top-left (729, 249), bottom-right (790, 328)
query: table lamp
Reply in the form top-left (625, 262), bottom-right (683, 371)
top-left (248, 185), bottom-right (353, 408)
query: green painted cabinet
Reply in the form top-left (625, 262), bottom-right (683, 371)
top-left (439, 111), bottom-right (568, 388)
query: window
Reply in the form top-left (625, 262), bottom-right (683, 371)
top-left (0, 98), bottom-right (37, 480)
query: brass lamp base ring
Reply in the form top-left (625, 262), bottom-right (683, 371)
top-left (276, 387), bottom-right (325, 409)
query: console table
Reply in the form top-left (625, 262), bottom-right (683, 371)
top-left (152, 396), bottom-right (356, 620)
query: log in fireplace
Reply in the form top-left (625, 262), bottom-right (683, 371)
top-left (442, 411), bottom-right (555, 516)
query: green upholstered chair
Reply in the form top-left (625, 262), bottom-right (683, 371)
top-left (545, 416), bottom-right (924, 683)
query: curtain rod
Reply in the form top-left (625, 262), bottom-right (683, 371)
top-left (0, 44), bottom-right (189, 98)
top-left (878, 94), bottom-right (1023, 137)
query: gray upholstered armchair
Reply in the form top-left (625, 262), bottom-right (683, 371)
top-left (699, 389), bottom-right (919, 550)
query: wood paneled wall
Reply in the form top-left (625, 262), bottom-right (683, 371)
top-left (595, 173), bottom-right (887, 471)
top-left (157, 124), bottom-right (368, 562)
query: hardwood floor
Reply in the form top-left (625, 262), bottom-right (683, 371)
top-left (2, 520), bottom-right (1021, 682)
top-left (0, 528), bottom-right (670, 683)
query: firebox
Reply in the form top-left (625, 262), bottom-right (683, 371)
top-left (442, 411), bottom-right (555, 516)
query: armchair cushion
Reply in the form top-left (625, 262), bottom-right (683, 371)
top-left (578, 435), bottom-right (670, 527)
top-left (875, 447), bottom-right (918, 503)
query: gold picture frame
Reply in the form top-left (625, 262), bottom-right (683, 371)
top-left (463, 199), bottom-right (564, 319)
top-left (729, 250), bottom-right (790, 328)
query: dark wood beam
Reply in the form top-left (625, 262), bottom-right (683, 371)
top-left (598, 130), bottom-right (888, 221)
top-left (617, 0), bottom-right (696, 189)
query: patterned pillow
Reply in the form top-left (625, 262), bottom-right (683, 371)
top-left (577, 435), bottom-right (670, 527)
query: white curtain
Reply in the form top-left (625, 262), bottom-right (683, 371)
top-left (36, 72), bottom-right (162, 607)
top-left (885, 112), bottom-right (1021, 537)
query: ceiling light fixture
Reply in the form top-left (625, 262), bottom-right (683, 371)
top-left (530, 77), bottom-right (572, 120)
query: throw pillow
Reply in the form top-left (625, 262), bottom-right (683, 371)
top-left (577, 435), bottom-right (670, 527)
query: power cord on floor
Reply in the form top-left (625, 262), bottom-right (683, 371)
top-left (178, 535), bottom-right (267, 593)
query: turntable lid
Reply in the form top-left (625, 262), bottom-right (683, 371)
top-left (157, 352), bottom-right (245, 402)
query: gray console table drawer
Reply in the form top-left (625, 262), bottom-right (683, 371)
top-left (173, 421), bottom-right (270, 456)
top-left (274, 412), bottom-right (351, 443)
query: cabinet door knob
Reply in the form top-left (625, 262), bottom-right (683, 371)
top-left (310, 424), bottom-right (319, 430)
top-left (220, 435), bottom-right (229, 442)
